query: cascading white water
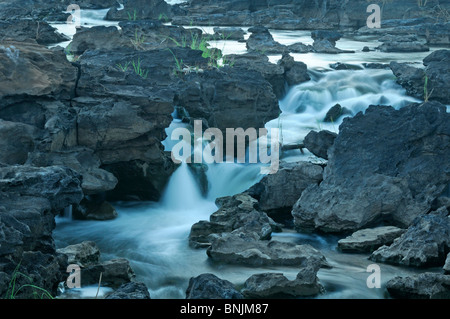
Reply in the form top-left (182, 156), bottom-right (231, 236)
top-left (265, 68), bottom-right (419, 149)
top-left (50, 10), bottom-right (448, 298)
top-left (161, 162), bottom-right (204, 210)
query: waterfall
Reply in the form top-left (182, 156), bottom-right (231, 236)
top-left (160, 162), bottom-right (204, 210)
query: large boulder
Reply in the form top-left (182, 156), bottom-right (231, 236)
top-left (0, 40), bottom-right (77, 104)
top-left (189, 193), bottom-right (280, 248)
top-left (303, 130), bottom-right (338, 160)
top-left (175, 63), bottom-right (279, 135)
top-left (186, 273), bottom-right (244, 299)
top-left (292, 102), bottom-right (450, 233)
top-left (241, 264), bottom-right (324, 298)
top-left (56, 241), bottom-right (100, 267)
top-left (386, 273), bottom-right (450, 299)
top-left (222, 52), bottom-right (310, 99)
top-left (206, 231), bottom-right (328, 267)
top-left (370, 208), bottom-right (450, 268)
top-left (247, 161), bottom-right (323, 216)
top-left (390, 49), bottom-right (450, 104)
top-left (81, 258), bottom-right (136, 288)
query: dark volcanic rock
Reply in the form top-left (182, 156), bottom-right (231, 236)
top-left (56, 241), bottom-right (100, 267)
top-left (81, 258), bottom-right (136, 287)
top-left (311, 30), bottom-right (354, 54)
top-left (389, 62), bottom-right (426, 100)
top-left (186, 273), bottom-right (244, 299)
top-left (206, 231), bottom-right (328, 267)
top-left (338, 226), bottom-right (406, 253)
top-left (69, 21), bottom-right (204, 55)
top-left (222, 52), bottom-right (310, 98)
top-left (0, 120), bottom-right (40, 165)
top-left (241, 265), bottom-right (324, 298)
top-left (390, 50), bottom-right (450, 104)
top-left (223, 52), bottom-right (285, 98)
top-left (387, 273), bottom-right (450, 299)
top-left (422, 50), bottom-right (450, 104)
top-left (106, 282), bottom-right (151, 299)
top-left (0, 165), bottom-right (83, 212)
top-left (189, 193), bottom-right (280, 248)
top-left (292, 102), bottom-right (450, 233)
top-left (0, 40), bottom-right (78, 103)
top-left (0, 20), bottom-right (68, 45)
top-left (73, 199), bottom-right (118, 221)
top-left (246, 26), bottom-right (287, 54)
top-left (175, 64), bottom-right (279, 135)
top-left (277, 53), bottom-right (310, 87)
top-left (213, 27), bottom-right (246, 41)
top-left (0, 164), bottom-right (83, 298)
top-left (247, 161), bottom-right (323, 215)
top-left (172, 0), bottom-right (448, 31)
top-left (303, 130), bottom-right (338, 160)
top-left (323, 103), bottom-right (352, 122)
top-left (370, 208), bottom-right (450, 268)
top-left (376, 34), bottom-right (429, 53)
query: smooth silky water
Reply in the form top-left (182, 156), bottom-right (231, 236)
top-left (52, 6), bottom-right (447, 299)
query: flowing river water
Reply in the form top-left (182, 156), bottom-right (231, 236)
top-left (51, 7), bottom-right (446, 299)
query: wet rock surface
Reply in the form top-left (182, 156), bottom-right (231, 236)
top-left (370, 208), bottom-right (450, 268)
top-left (186, 273), bottom-right (244, 299)
top-left (241, 264), bottom-right (324, 298)
top-left (387, 273), bottom-right (450, 299)
top-left (338, 226), bottom-right (406, 253)
top-left (292, 102), bottom-right (450, 234)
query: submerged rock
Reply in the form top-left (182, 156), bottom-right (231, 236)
top-left (292, 102), bottom-right (450, 233)
top-left (387, 273), bottom-right (450, 299)
top-left (370, 208), bottom-right (450, 268)
top-left (338, 226), bottom-right (405, 253)
top-left (186, 273), bottom-right (244, 299)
